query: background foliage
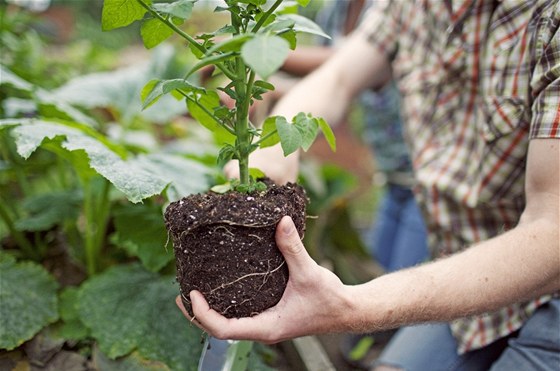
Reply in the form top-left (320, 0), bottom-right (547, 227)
top-left (0, 1), bottom-right (375, 369)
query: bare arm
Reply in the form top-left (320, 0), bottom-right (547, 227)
top-left (349, 139), bottom-right (560, 331)
top-left (183, 139), bottom-right (559, 342)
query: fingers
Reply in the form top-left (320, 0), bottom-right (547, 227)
top-left (276, 216), bottom-right (315, 273)
top-left (224, 160), bottom-right (240, 180)
top-left (185, 291), bottom-right (279, 343)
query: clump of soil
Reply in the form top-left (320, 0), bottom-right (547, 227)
top-left (164, 182), bottom-right (307, 318)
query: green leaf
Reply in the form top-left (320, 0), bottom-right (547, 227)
top-left (277, 14), bottom-right (330, 39)
top-left (205, 34), bottom-right (252, 54)
top-left (293, 112), bottom-right (319, 152)
top-left (317, 117), bottom-right (336, 152)
top-left (92, 348), bottom-right (171, 371)
top-left (53, 45), bottom-right (186, 124)
top-left (259, 116), bottom-right (280, 148)
top-left (0, 253), bottom-right (59, 351)
top-left (101, 0), bottom-right (149, 31)
top-left (141, 18), bottom-right (174, 49)
top-left (276, 116), bottom-right (301, 156)
top-left (56, 287), bottom-right (90, 341)
top-left (184, 51), bottom-right (236, 79)
top-left (187, 90), bottom-right (221, 131)
top-left (294, 0), bottom-right (310, 6)
top-left (0, 65), bottom-right (33, 92)
top-left (241, 35), bottom-right (290, 79)
top-left (131, 153), bottom-right (212, 202)
top-left (210, 182), bottom-right (232, 194)
top-left (217, 144), bottom-right (236, 167)
top-left (14, 190), bottom-right (82, 232)
top-left (152, 0), bottom-right (195, 19)
top-left (249, 167), bottom-right (266, 179)
top-left (78, 264), bottom-right (203, 370)
top-left (141, 78), bottom-right (201, 110)
top-left (111, 203), bottom-right (171, 273)
top-left (9, 119), bottom-right (168, 203)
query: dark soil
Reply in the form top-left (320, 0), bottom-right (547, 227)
top-left (164, 182), bottom-right (307, 318)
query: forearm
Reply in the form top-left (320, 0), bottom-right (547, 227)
top-left (345, 215), bottom-right (559, 332)
top-left (281, 46), bottom-right (335, 77)
top-left (271, 32), bottom-right (391, 126)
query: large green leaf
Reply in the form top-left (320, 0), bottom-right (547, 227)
top-left (132, 153), bottom-right (212, 201)
top-left (52, 45), bottom-right (186, 125)
top-left (241, 35), bottom-right (289, 79)
top-left (102, 0), bottom-right (149, 31)
top-left (111, 203), bottom-right (171, 272)
top-left (78, 264), bottom-right (203, 370)
top-left (15, 190), bottom-right (82, 232)
top-left (4, 119), bottom-right (168, 203)
top-left (0, 253), bottom-right (59, 351)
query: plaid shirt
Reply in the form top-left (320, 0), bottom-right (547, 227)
top-left (358, 0), bottom-right (560, 353)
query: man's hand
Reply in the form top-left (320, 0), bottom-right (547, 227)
top-left (175, 216), bottom-right (353, 343)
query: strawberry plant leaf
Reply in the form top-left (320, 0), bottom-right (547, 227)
top-left (0, 253), bottom-right (59, 351)
top-left (241, 35), bottom-right (290, 79)
top-left (276, 116), bottom-right (301, 156)
top-left (77, 264), bottom-right (203, 369)
top-left (101, 0), bottom-right (149, 31)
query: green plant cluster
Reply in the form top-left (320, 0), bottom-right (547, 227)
top-left (101, 0), bottom-right (336, 191)
top-left (0, 5), bottom-right (273, 369)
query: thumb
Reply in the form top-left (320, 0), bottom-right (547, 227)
top-left (276, 216), bottom-right (313, 272)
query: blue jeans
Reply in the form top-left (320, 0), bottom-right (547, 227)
top-left (373, 299), bottom-right (560, 370)
top-left (366, 183), bottom-right (429, 272)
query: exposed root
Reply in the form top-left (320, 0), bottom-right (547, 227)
top-left (208, 260), bottom-right (286, 294)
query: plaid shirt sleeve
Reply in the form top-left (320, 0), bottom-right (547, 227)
top-left (530, 3), bottom-right (560, 138)
top-left (356, 0), bottom-right (401, 59)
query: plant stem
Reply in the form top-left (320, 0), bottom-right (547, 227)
top-left (136, 0), bottom-right (235, 79)
top-left (0, 194), bottom-right (36, 259)
top-left (253, 128), bottom-right (278, 147)
top-left (176, 90), bottom-right (236, 135)
top-left (233, 60), bottom-right (256, 186)
top-left (251, 0), bottom-right (284, 33)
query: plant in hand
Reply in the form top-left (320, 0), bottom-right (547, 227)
top-left (102, 0), bottom-right (336, 318)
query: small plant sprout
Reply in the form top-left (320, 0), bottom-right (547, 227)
top-left (101, 0), bottom-right (336, 192)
